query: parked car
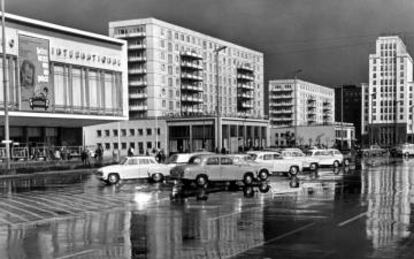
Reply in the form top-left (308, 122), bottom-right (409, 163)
top-left (359, 145), bottom-right (386, 157)
top-left (279, 148), bottom-right (319, 170)
top-left (246, 151), bottom-right (302, 176)
top-left (305, 148), bottom-right (347, 168)
top-left (394, 143), bottom-right (414, 157)
top-left (170, 154), bottom-right (267, 187)
top-left (165, 152), bottom-right (213, 168)
top-left (96, 156), bottom-right (170, 185)
top-left (230, 154), bottom-right (272, 179)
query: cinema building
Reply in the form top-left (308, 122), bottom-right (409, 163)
top-left (0, 13), bottom-right (128, 150)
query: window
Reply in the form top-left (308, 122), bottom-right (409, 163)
top-left (146, 128), bottom-right (152, 135)
top-left (121, 129), bottom-right (126, 136)
top-left (130, 142), bottom-right (135, 149)
top-left (206, 157), bottom-right (219, 165)
top-left (105, 143), bottom-right (110, 150)
top-left (129, 129), bottom-right (135, 136)
top-left (263, 154), bottom-right (273, 160)
top-left (113, 129), bottom-right (118, 137)
top-left (147, 142), bottom-right (152, 149)
top-left (127, 158), bottom-right (138, 165)
top-left (105, 130), bottom-right (110, 137)
top-left (72, 68), bottom-right (82, 107)
top-left (53, 65), bottom-right (65, 106)
top-left (220, 157), bottom-right (233, 165)
top-left (88, 71), bottom-right (100, 108)
top-left (113, 143), bottom-right (119, 149)
top-left (138, 129), bottom-right (143, 136)
top-left (97, 130), bottom-right (102, 137)
top-left (157, 128), bottom-right (161, 135)
top-left (121, 143), bottom-right (127, 149)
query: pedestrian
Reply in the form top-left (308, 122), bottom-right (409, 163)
top-left (160, 149), bottom-right (166, 163)
top-left (81, 149), bottom-right (87, 166)
top-left (127, 146), bottom-right (134, 157)
top-left (156, 151), bottom-right (162, 162)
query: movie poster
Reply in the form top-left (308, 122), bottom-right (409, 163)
top-left (18, 35), bottom-right (51, 110)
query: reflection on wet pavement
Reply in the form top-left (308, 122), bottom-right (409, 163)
top-left (0, 161), bottom-right (413, 258)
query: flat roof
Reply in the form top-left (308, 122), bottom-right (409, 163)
top-left (2, 12), bottom-right (125, 46)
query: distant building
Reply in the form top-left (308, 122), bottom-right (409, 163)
top-left (335, 85), bottom-right (362, 142)
top-left (270, 123), bottom-right (355, 149)
top-left (361, 35), bottom-right (414, 147)
top-left (85, 17), bottom-right (268, 155)
top-left (268, 79), bottom-right (335, 127)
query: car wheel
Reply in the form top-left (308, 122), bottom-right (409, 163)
top-left (258, 169), bottom-right (269, 181)
top-left (258, 183), bottom-right (270, 193)
top-left (344, 159), bottom-right (350, 167)
top-left (152, 173), bottom-right (164, 183)
top-left (243, 173), bottom-right (254, 186)
top-left (196, 174), bottom-right (208, 187)
top-left (405, 152), bottom-right (410, 158)
top-left (107, 173), bottom-right (120, 185)
top-left (289, 166), bottom-right (299, 176)
top-left (289, 177), bottom-right (300, 188)
top-left (333, 160), bottom-right (340, 168)
top-left (310, 163), bottom-right (318, 171)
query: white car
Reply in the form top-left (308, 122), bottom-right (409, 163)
top-left (96, 156), bottom-right (170, 185)
top-left (305, 149), bottom-right (346, 168)
top-left (165, 152), bottom-right (213, 168)
top-left (246, 151), bottom-right (302, 176)
top-left (279, 148), bottom-right (319, 170)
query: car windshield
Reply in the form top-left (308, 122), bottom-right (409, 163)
top-left (305, 152), bottom-right (313, 156)
top-left (188, 156), bottom-right (202, 165)
top-left (247, 153), bottom-right (258, 160)
top-left (119, 157), bottom-right (128, 165)
top-left (165, 154), bottom-right (178, 163)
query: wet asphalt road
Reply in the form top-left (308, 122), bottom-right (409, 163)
top-left (0, 159), bottom-right (413, 259)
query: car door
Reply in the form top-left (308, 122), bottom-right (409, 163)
top-left (261, 153), bottom-right (275, 172)
top-left (123, 158), bottom-right (139, 179)
top-left (137, 158), bottom-right (153, 178)
top-left (204, 156), bottom-right (221, 181)
top-left (220, 157), bottom-right (241, 181)
top-left (273, 153), bottom-right (289, 172)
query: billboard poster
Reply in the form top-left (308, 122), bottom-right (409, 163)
top-left (18, 35), bottom-right (51, 110)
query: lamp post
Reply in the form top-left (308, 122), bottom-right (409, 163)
top-left (214, 46), bottom-right (227, 153)
top-left (340, 86), bottom-right (344, 150)
top-left (1, 1), bottom-right (10, 171)
top-left (368, 93), bottom-right (375, 146)
top-left (410, 105), bottom-right (414, 144)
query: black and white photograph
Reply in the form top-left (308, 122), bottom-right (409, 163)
top-left (0, 0), bottom-right (414, 258)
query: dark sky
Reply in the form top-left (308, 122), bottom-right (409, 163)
top-left (7, 0), bottom-right (414, 87)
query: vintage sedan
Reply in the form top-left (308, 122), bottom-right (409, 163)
top-left (246, 151), bottom-right (302, 176)
top-left (170, 154), bottom-right (267, 187)
top-left (96, 156), bottom-right (170, 185)
top-left (280, 148), bottom-right (319, 171)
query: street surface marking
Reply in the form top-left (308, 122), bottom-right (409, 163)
top-left (54, 193), bottom-right (109, 209)
top-left (15, 195), bottom-right (83, 214)
top-left (208, 206), bottom-right (264, 221)
top-left (4, 199), bottom-right (60, 217)
top-left (264, 222), bottom-right (316, 243)
top-left (55, 249), bottom-right (98, 259)
top-left (0, 200), bottom-right (45, 220)
top-left (337, 212), bottom-right (367, 227)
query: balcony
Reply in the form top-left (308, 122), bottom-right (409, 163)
top-left (130, 105), bottom-right (148, 111)
top-left (271, 94), bottom-right (292, 99)
top-left (181, 61), bottom-right (203, 70)
top-left (237, 83), bottom-right (254, 90)
top-left (129, 80), bottom-right (147, 87)
top-left (271, 102), bottom-right (293, 107)
top-left (181, 73), bottom-right (203, 81)
top-left (181, 95), bottom-right (203, 103)
top-left (181, 51), bottom-right (203, 60)
top-left (182, 107), bottom-right (204, 114)
top-left (116, 31), bottom-right (146, 38)
top-left (273, 116), bottom-right (293, 121)
top-left (128, 44), bottom-right (146, 50)
top-left (181, 84), bottom-right (203, 92)
top-left (129, 92), bottom-right (148, 99)
top-left (240, 102), bottom-right (254, 109)
top-left (237, 74), bottom-right (254, 81)
top-left (237, 92), bottom-right (254, 99)
top-left (237, 64), bottom-right (254, 73)
top-left (128, 56), bottom-right (146, 62)
top-left (270, 109), bottom-right (292, 114)
top-left (128, 68), bottom-right (147, 75)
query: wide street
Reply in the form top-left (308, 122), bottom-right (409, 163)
top-left (0, 159), bottom-right (413, 259)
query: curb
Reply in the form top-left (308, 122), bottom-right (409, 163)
top-left (0, 168), bottom-right (96, 180)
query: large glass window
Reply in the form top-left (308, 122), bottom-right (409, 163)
top-left (54, 65), bottom-right (65, 106)
top-left (72, 68), bottom-right (82, 107)
top-left (88, 71), bottom-right (99, 108)
top-left (104, 73), bottom-right (114, 108)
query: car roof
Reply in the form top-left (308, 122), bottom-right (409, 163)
top-left (129, 156), bottom-right (155, 159)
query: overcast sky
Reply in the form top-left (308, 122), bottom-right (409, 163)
top-left (7, 0), bottom-right (414, 87)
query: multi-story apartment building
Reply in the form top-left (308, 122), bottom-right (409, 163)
top-left (361, 35), bottom-right (414, 146)
top-left (85, 18), bottom-right (268, 156)
top-left (0, 13), bottom-right (128, 153)
top-left (335, 85), bottom-right (362, 142)
top-left (268, 79), bottom-right (335, 127)
top-left (109, 18), bottom-right (264, 119)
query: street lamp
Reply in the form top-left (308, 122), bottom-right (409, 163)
top-left (1, 0), bottom-right (10, 171)
top-left (410, 105), bottom-right (414, 144)
top-left (214, 46), bottom-right (227, 153)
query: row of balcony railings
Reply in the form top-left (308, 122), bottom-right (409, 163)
top-left (237, 83), bottom-right (255, 91)
top-left (127, 43), bottom-right (146, 50)
top-left (270, 101), bottom-right (293, 106)
top-left (116, 31), bottom-right (146, 38)
top-left (128, 56), bottom-right (147, 62)
top-left (236, 74), bottom-right (255, 81)
top-left (128, 67), bottom-right (147, 74)
top-left (270, 94), bottom-right (292, 99)
top-left (181, 83), bottom-right (204, 92)
top-left (180, 60), bottom-right (203, 70)
top-left (237, 92), bottom-right (254, 99)
top-left (180, 51), bottom-right (203, 60)
top-left (270, 109), bottom-right (292, 114)
top-left (129, 80), bottom-right (147, 87)
top-left (129, 104), bottom-right (148, 111)
top-left (181, 73), bottom-right (203, 81)
top-left (181, 95), bottom-right (204, 103)
top-left (129, 91), bottom-right (148, 99)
